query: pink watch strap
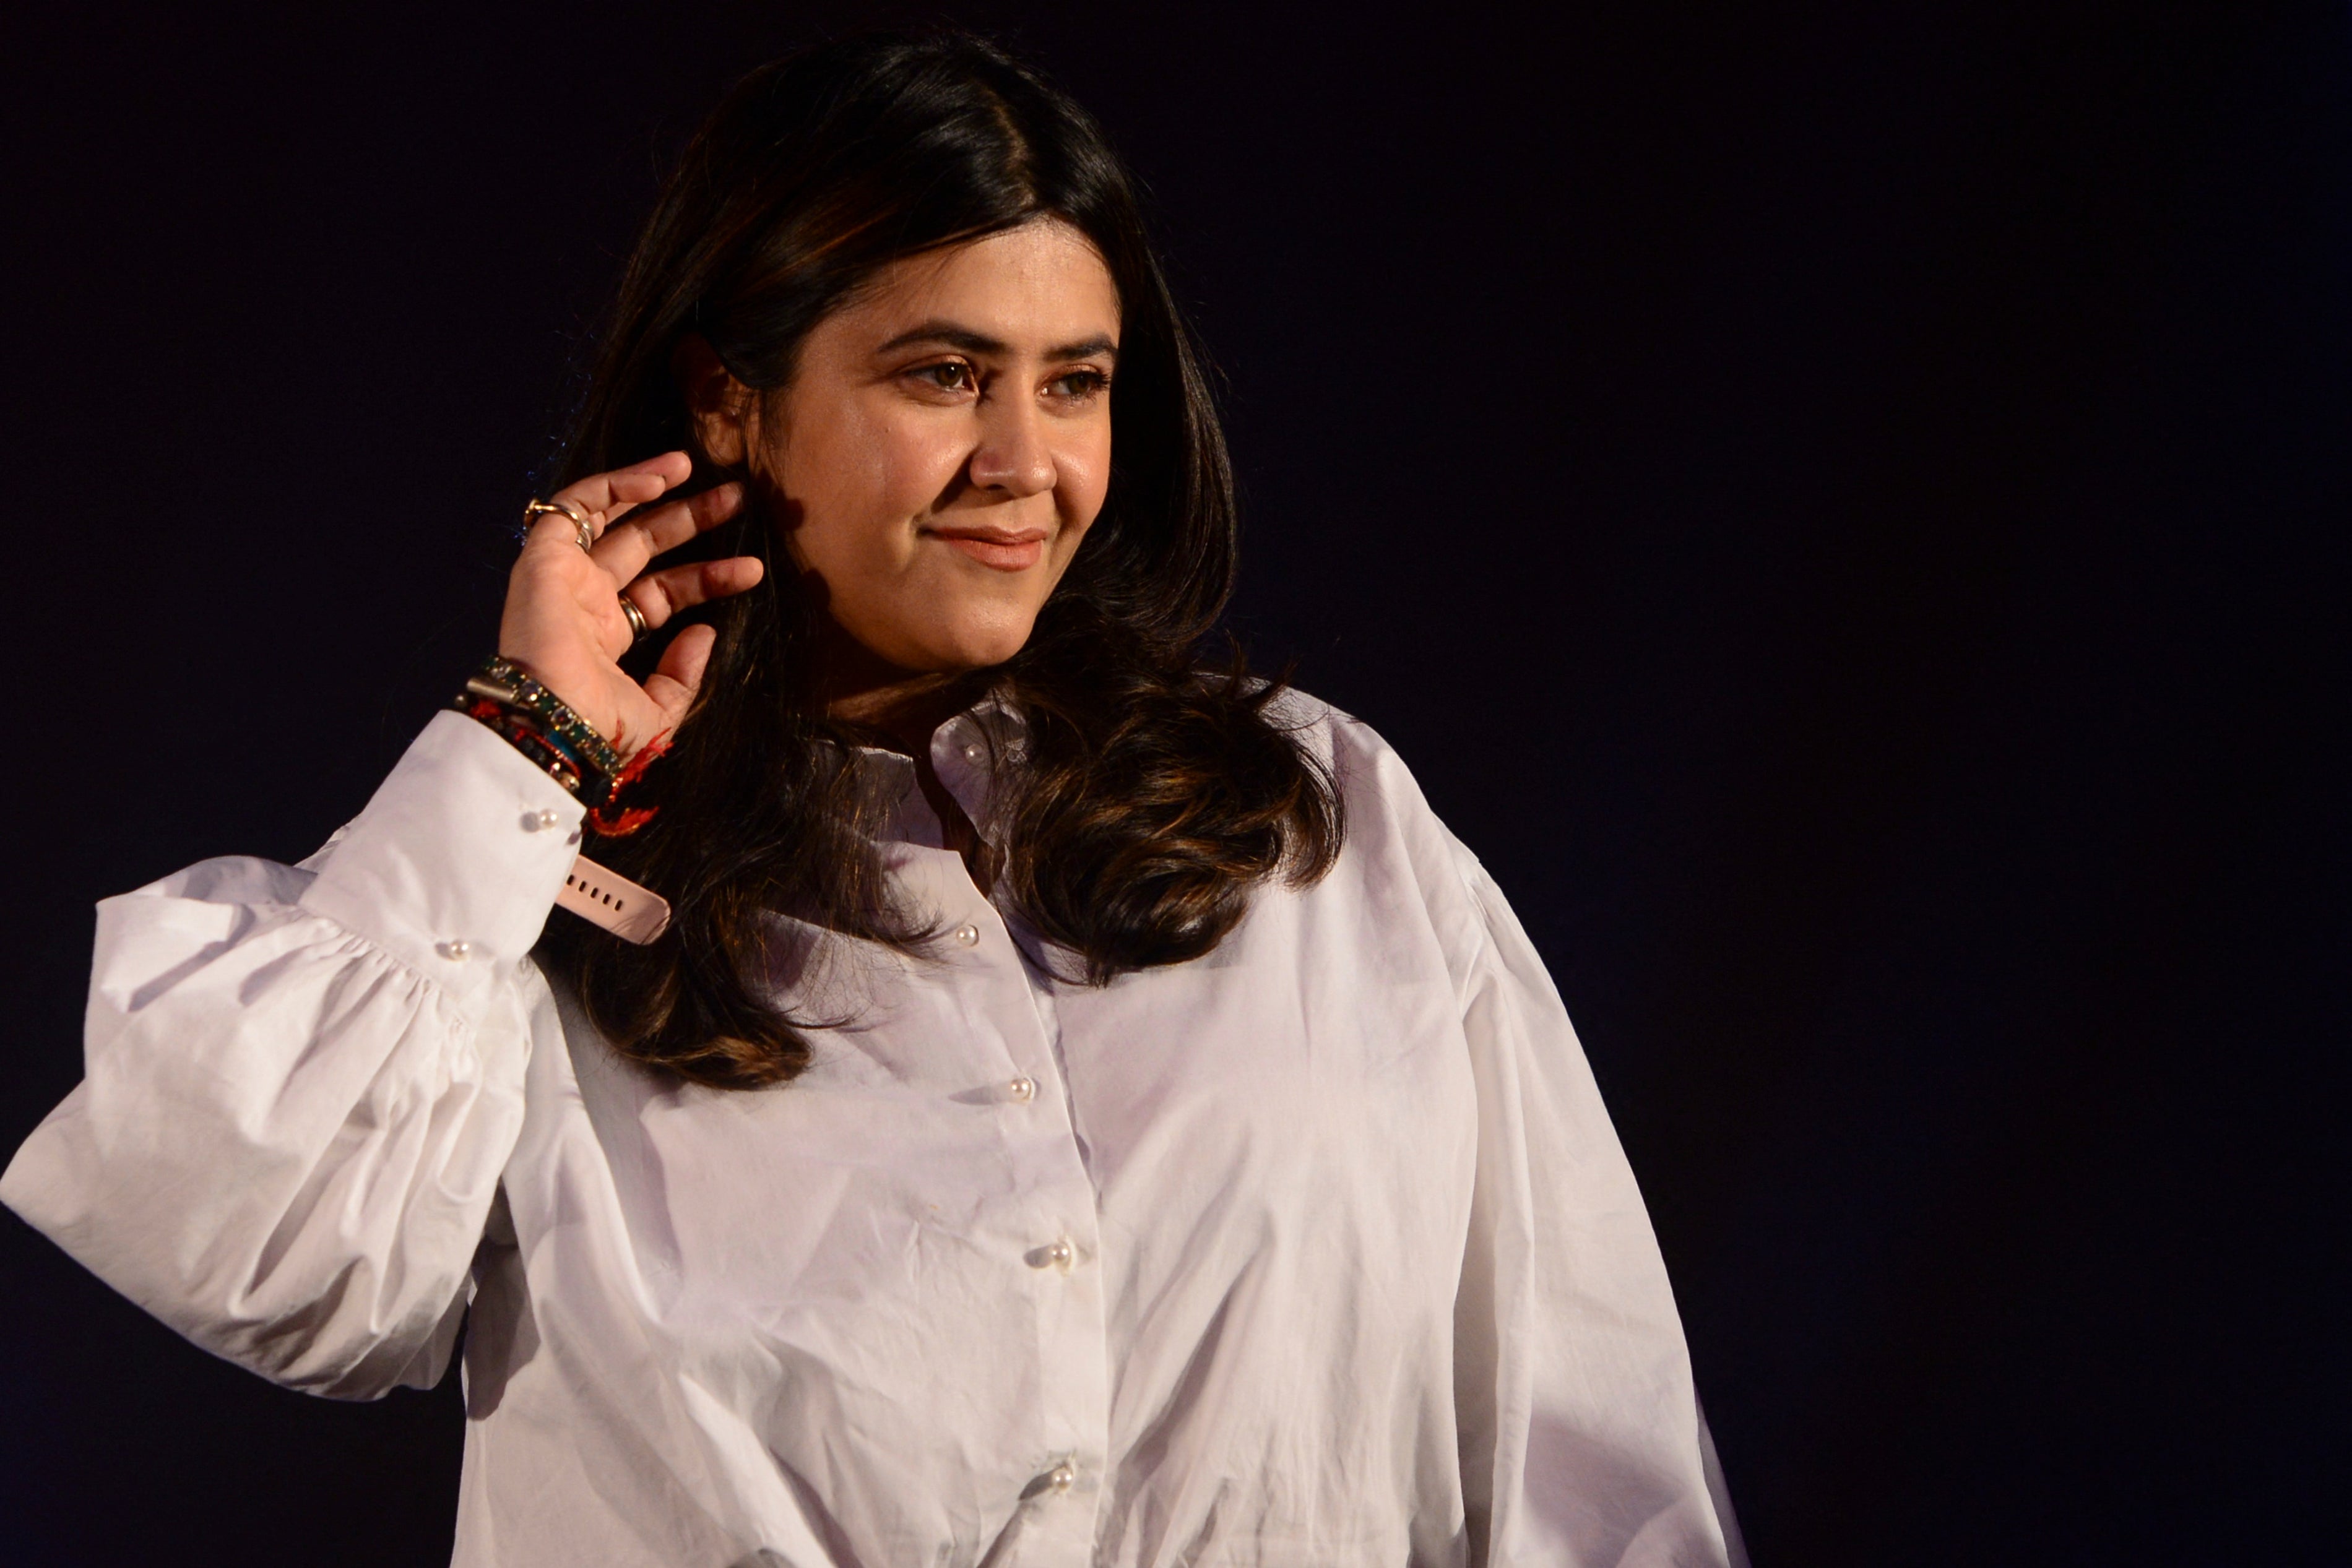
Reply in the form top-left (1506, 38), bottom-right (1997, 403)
top-left (558, 855), bottom-right (671, 944)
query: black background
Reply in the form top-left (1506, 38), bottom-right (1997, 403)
top-left (2, 2), bottom-right (2344, 1562)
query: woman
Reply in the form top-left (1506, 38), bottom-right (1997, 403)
top-left (2, 30), bottom-right (1739, 1568)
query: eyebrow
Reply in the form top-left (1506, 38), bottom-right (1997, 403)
top-left (873, 320), bottom-right (1118, 362)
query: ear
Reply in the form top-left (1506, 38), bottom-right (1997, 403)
top-left (673, 334), bottom-right (756, 468)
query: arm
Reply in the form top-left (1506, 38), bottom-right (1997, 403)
top-left (1451, 849), bottom-right (1738, 1567)
top-left (1, 714), bottom-right (580, 1398)
top-left (2, 452), bottom-right (761, 1400)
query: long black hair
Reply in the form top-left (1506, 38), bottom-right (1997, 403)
top-left (536, 30), bottom-right (1341, 1089)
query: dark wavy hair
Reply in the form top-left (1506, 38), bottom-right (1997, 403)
top-left (534, 30), bottom-right (1342, 1089)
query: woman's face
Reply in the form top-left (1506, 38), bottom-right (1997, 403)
top-left (698, 218), bottom-right (1120, 675)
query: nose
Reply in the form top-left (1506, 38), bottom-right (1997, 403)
top-left (967, 395), bottom-right (1057, 499)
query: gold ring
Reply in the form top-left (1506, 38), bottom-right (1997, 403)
top-left (618, 592), bottom-right (649, 643)
top-left (523, 498), bottom-right (596, 553)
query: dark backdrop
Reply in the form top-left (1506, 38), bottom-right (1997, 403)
top-left (2, 3), bottom-right (2343, 1563)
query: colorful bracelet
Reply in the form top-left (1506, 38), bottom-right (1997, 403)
top-left (452, 656), bottom-right (623, 805)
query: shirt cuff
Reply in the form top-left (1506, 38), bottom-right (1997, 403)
top-left (300, 710), bottom-right (586, 1004)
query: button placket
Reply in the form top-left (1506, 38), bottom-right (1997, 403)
top-left (932, 846), bottom-right (1105, 1541)
top-left (1025, 1236), bottom-right (1078, 1272)
top-left (1008, 1158), bottom-right (1109, 1543)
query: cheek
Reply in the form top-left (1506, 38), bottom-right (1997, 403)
top-left (775, 405), bottom-right (964, 571)
top-left (1053, 423), bottom-right (1115, 538)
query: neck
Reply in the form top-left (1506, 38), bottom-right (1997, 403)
top-left (813, 622), bottom-right (992, 880)
top-left (815, 623), bottom-right (974, 754)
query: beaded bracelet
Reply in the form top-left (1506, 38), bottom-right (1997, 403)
top-left (452, 655), bottom-right (623, 805)
top-left (463, 701), bottom-right (593, 798)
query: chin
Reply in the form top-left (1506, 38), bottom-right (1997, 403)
top-left (942, 629), bottom-right (1037, 671)
top-left (904, 613), bottom-right (1041, 674)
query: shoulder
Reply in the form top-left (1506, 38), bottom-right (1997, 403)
top-left (1255, 684), bottom-right (1383, 772)
top-left (1261, 689), bottom-right (1458, 842)
top-left (1263, 687), bottom-right (1494, 959)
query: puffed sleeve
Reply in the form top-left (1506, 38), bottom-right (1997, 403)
top-left (1450, 846), bottom-right (1744, 1567)
top-left (1, 712), bottom-right (581, 1400)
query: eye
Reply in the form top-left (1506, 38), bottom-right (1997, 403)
top-left (1047, 368), bottom-right (1110, 401)
top-left (907, 360), bottom-right (978, 394)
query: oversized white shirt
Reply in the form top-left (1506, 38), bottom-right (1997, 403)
top-left (3, 697), bottom-right (1739, 1567)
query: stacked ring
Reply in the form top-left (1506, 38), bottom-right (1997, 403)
top-left (618, 593), bottom-right (650, 644)
top-left (523, 498), bottom-right (597, 553)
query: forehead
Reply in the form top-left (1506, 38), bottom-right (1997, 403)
top-left (836, 219), bottom-right (1120, 347)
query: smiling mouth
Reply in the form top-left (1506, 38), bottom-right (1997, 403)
top-left (924, 525), bottom-right (1049, 572)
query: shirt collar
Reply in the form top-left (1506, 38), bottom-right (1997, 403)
top-left (848, 692), bottom-right (1029, 850)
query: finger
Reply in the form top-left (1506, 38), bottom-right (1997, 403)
top-left (547, 473), bottom-right (663, 538)
top-left (517, 509), bottom-right (593, 560)
top-left (562, 451), bottom-right (687, 523)
top-left (594, 481), bottom-right (745, 580)
top-left (553, 450), bottom-right (692, 532)
top-left (643, 622), bottom-right (718, 728)
top-left (592, 481), bottom-right (746, 583)
top-left (554, 471), bottom-right (671, 538)
top-left (620, 555), bottom-right (766, 629)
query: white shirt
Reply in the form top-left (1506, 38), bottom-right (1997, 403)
top-left (3, 697), bottom-right (1739, 1567)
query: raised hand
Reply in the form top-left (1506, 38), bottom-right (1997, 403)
top-left (498, 451), bottom-right (763, 760)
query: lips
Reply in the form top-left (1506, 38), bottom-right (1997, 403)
top-left (925, 525), bottom-right (1048, 572)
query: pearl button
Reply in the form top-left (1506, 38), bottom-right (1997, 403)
top-left (961, 742), bottom-right (982, 762)
top-left (1008, 1075), bottom-right (1037, 1103)
top-left (523, 808), bottom-right (561, 831)
top-left (1031, 1238), bottom-right (1075, 1270)
top-left (953, 923), bottom-right (980, 946)
top-left (436, 940), bottom-right (472, 961)
top-left (1045, 1462), bottom-right (1076, 1494)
